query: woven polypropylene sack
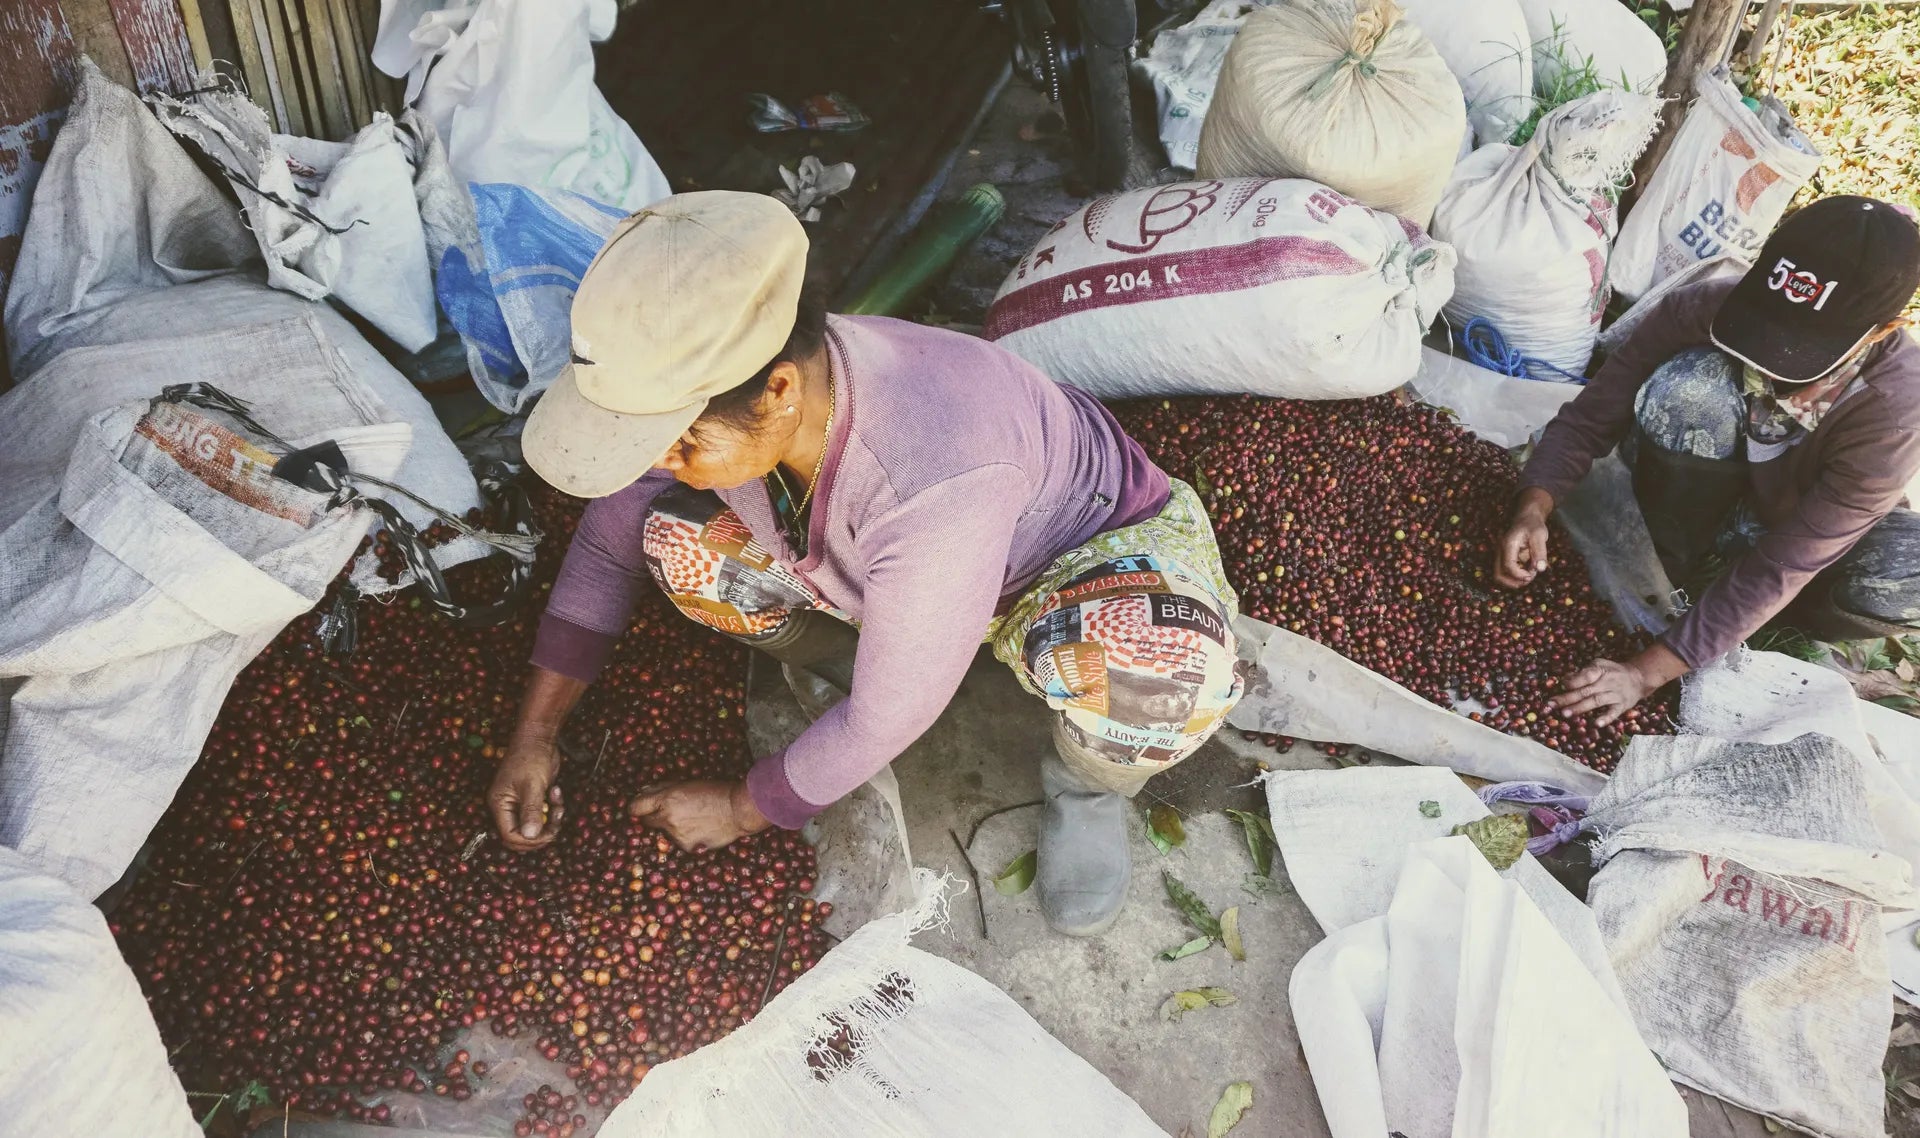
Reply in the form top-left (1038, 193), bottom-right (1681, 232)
top-left (0, 846), bottom-right (202, 1138)
top-left (1432, 90), bottom-right (1660, 374)
top-left (1396, 0), bottom-right (1534, 146)
top-left (0, 316), bottom-right (412, 898)
top-left (600, 873), bottom-right (1167, 1137)
top-left (1196, 0), bottom-right (1466, 227)
top-left (1609, 68), bottom-right (1820, 301)
top-left (1516, 0), bottom-right (1667, 96)
top-left (2, 62), bottom-right (487, 591)
top-left (983, 177), bottom-right (1455, 400)
top-left (1585, 733), bottom-right (1909, 1138)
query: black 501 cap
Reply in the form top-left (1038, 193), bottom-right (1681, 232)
top-left (1711, 195), bottom-right (1920, 385)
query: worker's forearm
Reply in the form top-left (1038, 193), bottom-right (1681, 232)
top-left (511, 666), bottom-right (590, 747)
top-left (1513, 486), bottom-right (1555, 523)
top-left (1629, 641), bottom-right (1689, 691)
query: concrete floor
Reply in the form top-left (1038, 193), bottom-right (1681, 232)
top-left (748, 643), bottom-right (1338, 1137)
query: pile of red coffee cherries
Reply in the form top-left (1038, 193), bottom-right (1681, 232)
top-left (1112, 394), bottom-right (1676, 771)
top-left (110, 487), bottom-right (828, 1131)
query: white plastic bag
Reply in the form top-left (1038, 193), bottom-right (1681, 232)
top-left (395, 0), bottom-right (672, 212)
top-left (1586, 732), bottom-right (1911, 1138)
top-left (1397, 0), bottom-right (1535, 146)
top-left (1432, 90), bottom-right (1660, 375)
top-left (983, 177), bottom-right (1455, 400)
top-left (1290, 837), bottom-right (1688, 1138)
top-left (600, 872), bottom-right (1167, 1137)
top-left (145, 84), bottom-right (439, 352)
top-left (1133, 0), bottom-right (1275, 171)
top-left (0, 846), bottom-right (203, 1138)
top-left (1610, 68), bottom-right (1820, 301)
top-left (1196, 0), bottom-right (1466, 227)
top-left (436, 182), bottom-right (628, 412)
top-left (1517, 0), bottom-right (1668, 96)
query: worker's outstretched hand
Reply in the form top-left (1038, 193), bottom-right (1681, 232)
top-left (1493, 489), bottom-right (1553, 590)
top-left (489, 739), bottom-right (565, 852)
top-left (1552, 659), bottom-right (1654, 727)
top-left (630, 780), bottom-right (771, 853)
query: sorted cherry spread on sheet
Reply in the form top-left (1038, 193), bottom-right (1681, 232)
top-left (1109, 394), bottom-right (1676, 771)
top-left (109, 487), bottom-right (827, 1132)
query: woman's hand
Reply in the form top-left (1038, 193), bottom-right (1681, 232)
top-left (489, 737), bottom-right (566, 852)
top-left (629, 780), bottom-right (771, 852)
top-left (1493, 488), bottom-right (1555, 590)
top-left (1553, 643), bottom-right (1689, 727)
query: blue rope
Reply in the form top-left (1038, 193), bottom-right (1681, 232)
top-left (1455, 317), bottom-right (1589, 385)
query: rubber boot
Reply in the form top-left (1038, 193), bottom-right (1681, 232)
top-left (1773, 581), bottom-right (1919, 644)
top-left (1627, 425), bottom-right (1750, 588)
top-left (1036, 749), bottom-right (1132, 938)
top-left (732, 609), bottom-right (859, 722)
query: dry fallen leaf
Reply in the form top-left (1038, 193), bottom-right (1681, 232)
top-left (1208, 1081), bottom-right (1254, 1137)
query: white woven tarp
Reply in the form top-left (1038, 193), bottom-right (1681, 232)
top-left (600, 872), bottom-right (1167, 1137)
top-left (0, 845), bottom-right (202, 1137)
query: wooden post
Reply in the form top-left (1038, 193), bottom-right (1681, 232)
top-left (1631, 0), bottom-right (1750, 196)
top-left (1738, 0), bottom-right (1787, 69)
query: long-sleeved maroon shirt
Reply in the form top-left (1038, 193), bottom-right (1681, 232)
top-left (1520, 277), bottom-right (1920, 667)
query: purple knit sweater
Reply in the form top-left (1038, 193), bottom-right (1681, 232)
top-left (532, 316), bottom-right (1169, 827)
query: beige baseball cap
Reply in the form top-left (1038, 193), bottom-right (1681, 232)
top-left (522, 191), bottom-right (809, 498)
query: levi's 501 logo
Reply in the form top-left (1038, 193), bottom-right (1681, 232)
top-left (1767, 257), bottom-right (1839, 309)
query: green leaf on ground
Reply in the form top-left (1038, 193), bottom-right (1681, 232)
top-left (1158, 935), bottom-right (1213, 961)
top-left (1451, 814), bottom-right (1531, 871)
top-left (1241, 873), bottom-right (1283, 899)
top-left (1160, 986), bottom-right (1238, 1021)
top-left (1224, 809), bottom-right (1276, 877)
top-left (993, 850), bottom-right (1037, 896)
top-left (1419, 800), bottom-right (1442, 819)
top-left (1164, 871), bottom-right (1223, 938)
top-left (1148, 804), bottom-right (1187, 855)
top-left (1221, 906), bottom-right (1245, 961)
top-left (1208, 1081), bottom-right (1254, 1137)
top-left (1876, 694), bottom-right (1920, 715)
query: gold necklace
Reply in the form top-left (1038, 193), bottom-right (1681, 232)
top-left (771, 364), bottom-right (835, 526)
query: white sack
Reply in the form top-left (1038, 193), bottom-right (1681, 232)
top-left (0, 846), bottom-right (202, 1138)
top-left (396, 0), bottom-right (671, 212)
top-left (1517, 0), bottom-right (1667, 96)
top-left (601, 872), bottom-right (1167, 1137)
top-left (1196, 0), bottom-right (1466, 227)
top-left (144, 85), bottom-right (439, 352)
top-left (983, 177), bottom-right (1455, 401)
top-left (1133, 0), bottom-right (1275, 171)
top-left (1264, 766), bottom-right (1627, 1003)
top-left (1681, 649), bottom-right (1920, 886)
top-left (1397, 0), bottom-right (1535, 146)
top-left (1610, 67), bottom-right (1820, 301)
top-left (3, 62), bottom-right (487, 588)
top-left (1404, 346), bottom-right (1581, 449)
top-left (2, 59), bottom-right (258, 376)
top-left (1586, 732), bottom-right (1908, 1138)
top-left (0, 318), bottom-right (411, 898)
top-left (1231, 613), bottom-right (1609, 791)
top-left (1433, 90), bottom-right (1660, 376)
top-left (1291, 837), bottom-right (1687, 1138)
